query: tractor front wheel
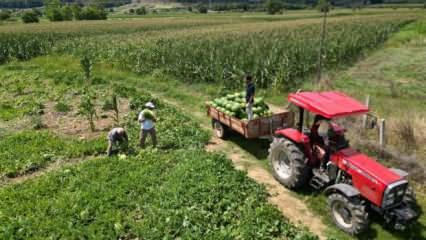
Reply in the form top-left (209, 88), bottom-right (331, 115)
top-left (328, 193), bottom-right (369, 235)
top-left (268, 138), bottom-right (310, 189)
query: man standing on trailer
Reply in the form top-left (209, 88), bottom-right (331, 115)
top-left (245, 75), bottom-right (255, 120)
top-left (138, 102), bottom-right (157, 148)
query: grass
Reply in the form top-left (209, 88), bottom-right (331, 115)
top-left (0, 150), bottom-right (315, 239)
top-left (0, 56), bottom-right (316, 239)
top-left (1, 11), bottom-right (425, 240)
top-left (0, 130), bottom-right (105, 178)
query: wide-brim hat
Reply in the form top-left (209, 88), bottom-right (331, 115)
top-left (145, 102), bottom-right (155, 109)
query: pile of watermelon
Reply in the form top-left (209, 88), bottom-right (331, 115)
top-left (208, 92), bottom-right (272, 121)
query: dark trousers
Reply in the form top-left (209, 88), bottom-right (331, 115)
top-left (140, 128), bottom-right (157, 148)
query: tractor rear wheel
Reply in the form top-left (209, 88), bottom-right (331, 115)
top-left (212, 120), bottom-right (227, 139)
top-left (328, 193), bottom-right (369, 235)
top-left (268, 138), bottom-right (310, 189)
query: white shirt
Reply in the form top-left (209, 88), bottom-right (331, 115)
top-left (138, 111), bottom-right (154, 130)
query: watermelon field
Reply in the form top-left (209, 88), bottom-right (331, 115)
top-left (0, 8), bottom-right (425, 240)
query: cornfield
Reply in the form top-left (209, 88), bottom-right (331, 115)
top-left (0, 14), bottom-right (418, 89)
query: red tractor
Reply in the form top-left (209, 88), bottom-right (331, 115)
top-left (269, 91), bottom-right (419, 235)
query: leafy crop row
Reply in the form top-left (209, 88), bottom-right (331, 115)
top-left (76, 16), bottom-right (413, 90)
top-left (0, 131), bottom-right (105, 178)
top-left (0, 150), bottom-right (317, 239)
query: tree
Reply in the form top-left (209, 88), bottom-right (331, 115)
top-left (317, 0), bottom-right (330, 13)
top-left (79, 6), bottom-right (107, 20)
top-left (21, 10), bottom-right (39, 23)
top-left (45, 0), bottom-right (63, 21)
top-left (62, 5), bottom-right (73, 20)
top-left (198, 5), bottom-right (208, 14)
top-left (136, 6), bottom-right (147, 15)
top-left (265, 0), bottom-right (282, 15)
top-left (71, 3), bottom-right (82, 20)
top-left (0, 10), bottom-right (11, 21)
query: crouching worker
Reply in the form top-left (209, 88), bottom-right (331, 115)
top-left (106, 127), bottom-right (128, 156)
top-left (138, 102), bottom-right (157, 148)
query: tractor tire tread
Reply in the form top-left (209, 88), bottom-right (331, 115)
top-left (328, 193), bottom-right (369, 235)
top-left (269, 138), bottom-right (310, 189)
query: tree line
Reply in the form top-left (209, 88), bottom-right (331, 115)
top-left (0, 0), bottom-right (130, 9)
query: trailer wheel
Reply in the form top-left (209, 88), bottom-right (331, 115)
top-left (268, 138), bottom-right (310, 189)
top-left (328, 193), bottom-right (369, 235)
top-left (212, 120), bottom-right (227, 139)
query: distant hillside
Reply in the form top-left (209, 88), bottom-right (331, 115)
top-left (0, 0), bottom-right (424, 9)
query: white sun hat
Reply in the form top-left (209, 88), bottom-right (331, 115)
top-left (145, 102), bottom-right (155, 109)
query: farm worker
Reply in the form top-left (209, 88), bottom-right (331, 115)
top-left (312, 115), bottom-right (334, 169)
top-left (138, 102), bottom-right (157, 148)
top-left (106, 127), bottom-right (128, 156)
top-left (245, 75), bottom-right (255, 120)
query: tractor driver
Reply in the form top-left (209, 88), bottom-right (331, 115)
top-left (311, 115), bottom-right (336, 169)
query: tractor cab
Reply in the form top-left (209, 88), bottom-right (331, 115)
top-left (269, 91), bottom-right (419, 235)
top-left (275, 91), bottom-right (368, 167)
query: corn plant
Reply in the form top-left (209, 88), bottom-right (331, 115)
top-left (78, 91), bottom-right (97, 132)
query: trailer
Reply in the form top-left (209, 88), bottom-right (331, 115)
top-left (207, 104), bottom-right (294, 139)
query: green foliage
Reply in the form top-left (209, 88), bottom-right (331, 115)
top-left (265, 0), bottom-right (283, 14)
top-left (21, 10), bottom-right (39, 23)
top-left (78, 91), bottom-right (97, 132)
top-left (71, 3), bottom-right (82, 19)
top-left (62, 5), bottom-right (74, 21)
top-left (45, 0), bottom-right (63, 21)
top-left (135, 6), bottom-right (147, 15)
top-left (0, 10), bottom-right (11, 21)
top-left (54, 100), bottom-right (71, 112)
top-left (79, 6), bottom-right (107, 20)
top-left (80, 55), bottom-right (93, 84)
top-left (198, 5), bottom-right (208, 14)
top-left (0, 150), bottom-right (317, 239)
top-left (0, 131), bottom-right (104, 177)
top-left (317, 0), bottom-right (331, 13)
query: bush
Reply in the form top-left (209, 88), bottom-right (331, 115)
top-left (136, 6), bottom-right (147, 15)
top-left (32, 8), bottom-right (43, 17)
top-left (62, 5), bottom-right (73, 21)
top-left (265, 0), bottom-right (282, 14)
top-left (129, 8), bottom-right (135, 14)
top-left (0, 10), bottom-right (11, 21)
top-left (21, 10), bottom-right (39, 23)
top-left (198, 5), bottom-right (208, 14)
top-left (71, 3), bottom-right (82, 20)
top-left (79, 6), bottom-right (107, 20)
top-left (46, 8), bottom-right (64, 21)
top-left (54, 101), bottom-right (71, 112)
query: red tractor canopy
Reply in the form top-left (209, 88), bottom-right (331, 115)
top-left (288, 91), bottom-right (369, 119)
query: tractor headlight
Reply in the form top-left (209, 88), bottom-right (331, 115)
top-left (382, 180), bottom-right (408, 208)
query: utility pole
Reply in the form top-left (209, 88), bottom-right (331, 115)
top-left (316, 0), bottom-right (330, 83)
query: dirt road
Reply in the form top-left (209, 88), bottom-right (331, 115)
top-left (206, 136), bottom-right (327, 239)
